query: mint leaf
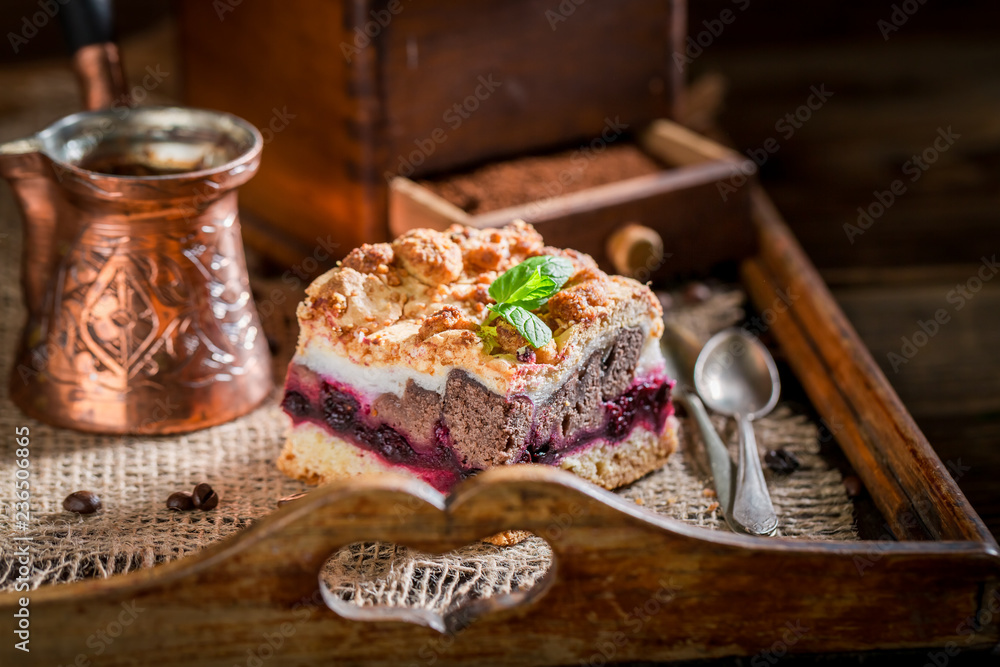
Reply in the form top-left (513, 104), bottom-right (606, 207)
top-left (490, 302), bottom-right (552, 348)
top-left (534, 255), bottom-right (574, 289)
top-left (514, 287), bottom-right (557, 312)
top-left (488, 258), bottom-right (535, 303)
top-left (505, 270), bottom-right (550, 305)
top-left (488, 255), bottom-right (573, 304)
top-left (482, 255), bottom-right (572, 352)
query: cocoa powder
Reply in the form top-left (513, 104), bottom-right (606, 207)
top-left (419, 143), bottom-right (664, 215)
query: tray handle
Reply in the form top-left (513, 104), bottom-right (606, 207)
top-left (7, 466), bottom-right (1000, 666)
top-left (166, 465), bottom-right (669, 608)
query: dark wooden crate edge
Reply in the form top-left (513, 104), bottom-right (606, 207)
top-left (745, 188), bottom-right (996, 547)
top-left (389, 118), bottom-right (758, 279)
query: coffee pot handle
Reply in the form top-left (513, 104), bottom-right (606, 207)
top-left (59, 0), bottom-right (129, 110)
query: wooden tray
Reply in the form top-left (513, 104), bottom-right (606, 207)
top-left (2, 199), bottom-right (997, 664)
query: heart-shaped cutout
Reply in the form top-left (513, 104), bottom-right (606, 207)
top-left (319, 535), bottom-right (555, 634)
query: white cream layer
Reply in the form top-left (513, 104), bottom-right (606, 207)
top-left (295, 325), bottom-right (667, 402)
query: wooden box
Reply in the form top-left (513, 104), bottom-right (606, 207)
top-left (3, 188), bottom-right (997, 666)
top-left (390, 119), bottom-right (756, 279)
top-left (176, 0), bottom-right (684, 264)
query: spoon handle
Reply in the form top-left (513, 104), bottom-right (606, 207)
top-left (732, 415), bottom-right (778, 535)
top-left (678, 392), bottom-right (736, 530)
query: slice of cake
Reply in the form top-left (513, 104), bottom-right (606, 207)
top-left (278, 221), bottom-right (677, 493)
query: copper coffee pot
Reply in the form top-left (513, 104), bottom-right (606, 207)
top-left (0, 3), bottom-right (272, 434)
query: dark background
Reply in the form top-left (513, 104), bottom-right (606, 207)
top-left (2, 0), bottom-right (999, 663)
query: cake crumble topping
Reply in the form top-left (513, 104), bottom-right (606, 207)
top-left (295, 221), bottom-right (663, 389)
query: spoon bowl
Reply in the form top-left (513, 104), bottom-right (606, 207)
top-left (694, 329), bottom-right (781, 419)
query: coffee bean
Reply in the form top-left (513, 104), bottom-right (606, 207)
top-left (277, 492), bottom-right (308, 507)
top-left (682, 282), bottom-right (711, 305)
top-left (192, 483), bottom-right (219, 511)
top-left (63, 490), bottom-right (102, 514)
top-left (764, 448), bottom-right (801, 474)
top-left (843, 475), bottom-right (864, 498)
top-left (166, 491), bottom-right (195, 511)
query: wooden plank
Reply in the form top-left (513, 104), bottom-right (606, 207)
top-left (699, 34), bottom-right (1000, 269)
top-left (749, 188), bottom-right (996, 545)
top-left (378, 0), bottom-right (682, 176)
top-left (640, 118), bottom-right (746, 166)
top-left (833, 280), bottom-right (1000, 418)
top-left (177, 0), bottom-right (388, 258)
top-left (389, 175), bottom-right (471, 235)
top-left (742, 258), bottom-right (928, 541)
top-left (2, 467), bottom-right (997, 666)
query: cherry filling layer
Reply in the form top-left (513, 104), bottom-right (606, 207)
top-left (282, 363), bottom-right (673, 491)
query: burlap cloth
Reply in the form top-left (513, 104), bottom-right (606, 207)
top-left (0, 172), bottom-right (856, 617)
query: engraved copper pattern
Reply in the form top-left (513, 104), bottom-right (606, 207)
top-left (1, 46), bottom-right (273, 434)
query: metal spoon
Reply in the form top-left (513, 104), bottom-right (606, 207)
top-left (693, 328), bottom-right (780, 536)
